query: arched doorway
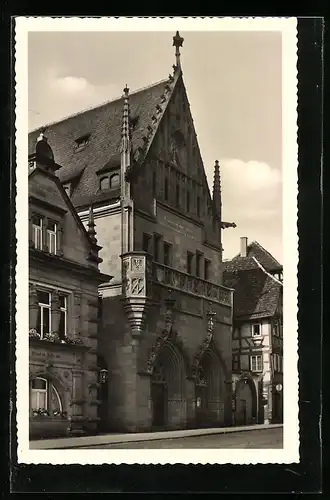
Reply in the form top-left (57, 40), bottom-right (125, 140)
top-left (234, 376), bottom-right (258, 425)
top-left (195, 348), bottom-right (226, 428)
top-left (151, 340), bottom-right (186, 430)
top-left (97, 355), bottom-right (109, 432)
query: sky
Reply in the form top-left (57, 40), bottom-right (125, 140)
top-left (28, 30), bottom-right (282, 262)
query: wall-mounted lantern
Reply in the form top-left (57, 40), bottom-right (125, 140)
top-left (99, 368), bottom-right (108, 384)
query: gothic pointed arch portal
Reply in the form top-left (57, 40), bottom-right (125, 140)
top-left (234, 374), bottom-right (258, 426)
top-left (150, 340), bottom-right (186, 430)
top-left (195, 347), bottom-right (226, 428)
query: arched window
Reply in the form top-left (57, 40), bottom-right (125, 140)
top-left (110, 173), bottom-right (120, 188)
top-left (100, 176), bottom-right (110, 190)
top-left (30, 377), bottom-right (63, 416)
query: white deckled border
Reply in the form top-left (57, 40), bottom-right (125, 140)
top-left (15, 16), bottom-right (298, 465)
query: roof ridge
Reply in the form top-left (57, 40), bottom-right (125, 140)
top-left (252, 257), bottom-right (283, 285)
top-left (28, 77), bottom-right (168, 134)
top-left (251, 240), bottom-right (282, 267)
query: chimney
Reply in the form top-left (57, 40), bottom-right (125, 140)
top-left (240, 237), bottom-right (248, 257)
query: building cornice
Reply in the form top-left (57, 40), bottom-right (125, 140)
top-left (29, 248), bottom-right (111, 283)
top-left (78, 201), bottom-right (121, 219)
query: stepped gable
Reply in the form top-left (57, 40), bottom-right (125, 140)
top-left (223, 267), bottom-right (282, 320)
top-left (28, 79), bottom-right (171, 208)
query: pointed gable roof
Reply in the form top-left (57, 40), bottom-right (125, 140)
top-left (28, 77), bottom-right (176, 209)
top-left (223, 240), bottom-right (282, 273)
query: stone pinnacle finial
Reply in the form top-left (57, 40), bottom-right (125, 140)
top-left (121, 84), bottom-right (132, 150)
top-left (173, 31), bottom-right (184, 70)
top-left (87, 205), bottom-right (97, 244)
top-left (212, 160), bottom-right (222, 220)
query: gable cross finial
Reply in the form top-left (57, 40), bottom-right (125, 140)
top-left (173, 31), bottom-right (184, 70)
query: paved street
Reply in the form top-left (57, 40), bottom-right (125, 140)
top-left (81, 427), bottom-right (283, 449)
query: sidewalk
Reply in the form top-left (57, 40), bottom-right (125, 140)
top-left (30, 423), bottom-right (283, 449)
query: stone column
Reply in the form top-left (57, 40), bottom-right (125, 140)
top-left (29, 284), bottom-right (39, 330)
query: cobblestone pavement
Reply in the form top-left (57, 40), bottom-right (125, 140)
top-left (82, 427), bottom-right (283, 449)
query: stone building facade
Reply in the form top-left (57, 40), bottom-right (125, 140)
top-left (28, 32), bottom-right (237, 433)
top-left (28, 136), bottom-right (110, 438)
top-left (223, 237), bottom-right (283, 425)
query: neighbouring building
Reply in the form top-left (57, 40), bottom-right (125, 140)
top-left (223, 237), bottom-right (283, 425)
top-left (28, 32), bottom-right (237, 432)
top-left (28, 134), bottom-right (110, 439)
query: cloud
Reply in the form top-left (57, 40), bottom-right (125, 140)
top-left (54, 76), bottom-right (90, 93)
top-left (211, 159), bottom-right (282, 262)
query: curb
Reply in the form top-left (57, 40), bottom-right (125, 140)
top-left (30, 424), bottom-right (283, 450)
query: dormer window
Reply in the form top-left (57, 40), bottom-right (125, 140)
top-left (46, 221), bottom-right (57, 255)
top-left (75, 134), bottom-right (90, 151)
top-left (100, 176), bottom-right (110, 190)
top-left (32, 216), bottom-right (43, 250)
top-left (109, 173), bottom-right (120, 188)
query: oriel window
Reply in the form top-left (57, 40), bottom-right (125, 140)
top-left (32, 215), bottom-right (43, 250)
top-left (37, 290), bottom-right (51, 338)
top-left (47, 221), bottom-right (57, 254)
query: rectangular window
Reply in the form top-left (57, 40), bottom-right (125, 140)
top-left (175, 183), bottom-right (180, 207)
top-left (196, 196), bottom-right (200, 217)
top-left (232, 354), bottom-right (240, 371)
top-left (153, 234), bottom-right (160, 262)
top-left (163, 242), bottom-right (172, 267)
top-left (36, 290), bottom-right (51, 339)
top-left (164, 177), bottom-right (169, 202)
top-left (142, 233), bottom-right (151, 254)
top-left (187, 252), bottom-right (194, 275)
top-left (186, 191), bottom-right (190, 212)
top-left (250, 354), bottom-right (263, 372)
top-left (251, 323), bottom-right (261, 338)
top-left (196, 252), bottom-right (202, 278)
top-left (204, 259), bottom-right (211, 281)
top-left (32, 216), bottom-right (43, 250)
top-left (47, 221), bottom-right (57, 254)
top-left (152, 171), bottom-right (157, 196)
top-left (59, 295), bottom-right (68, 340)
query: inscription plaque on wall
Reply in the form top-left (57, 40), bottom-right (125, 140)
top-left (159, 208), bottom-right (201, 241)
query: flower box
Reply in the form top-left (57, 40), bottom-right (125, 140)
top-left (29, 417), bottom-right (70, 439)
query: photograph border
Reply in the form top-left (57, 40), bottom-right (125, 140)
top-left (3, 13), bottom-right (323, 494)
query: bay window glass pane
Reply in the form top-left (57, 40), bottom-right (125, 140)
top-left (59, 295), bottom-right (66, 309)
